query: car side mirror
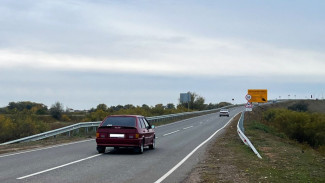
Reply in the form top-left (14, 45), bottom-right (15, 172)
top-left (151, 125), bottom-right (155, 129)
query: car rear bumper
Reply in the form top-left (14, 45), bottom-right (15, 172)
top-left (96, 138), bottom-right (141, 147)
top-left (219, 113), bottom-right (229, 116)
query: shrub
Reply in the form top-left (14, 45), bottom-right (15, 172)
top-left (288, 101), bottom-right (308, 112)
top-left (84, 109), bottom-right (109, 121)
top-left (263, 109), bottom-right (325, 149)
top-left (61, 114), bottom-right (71, 122)
top-left (50, 102), bottom-right (64, 120)
top-left (0, 115), bottom-right (15, 142)
top-left (0, 113), bottom-right (49, 143)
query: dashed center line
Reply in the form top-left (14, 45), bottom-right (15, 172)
top-left (183, 126), bottom-right (193, 130)
top-left (163, 130), bottom-right (180, 136)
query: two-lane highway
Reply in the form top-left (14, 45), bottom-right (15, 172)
top-left (0, 107), bottom-right (244, 183)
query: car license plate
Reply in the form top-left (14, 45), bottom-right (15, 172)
top-left (110, 134), bottom-right (125, 138)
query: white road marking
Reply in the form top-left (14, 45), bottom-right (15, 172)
top-left (183, 126), bottom-right (193, 130)
top-left (154, 112), bottom-right (241, 183)
top-left (0, 139), bottom-right (95, 158)
top-left (156, 115), bottom-right (209, 128)
top-left (17, 154), bottom-right (102, 180)
top-left (163, 130), bottom-right (180, 136)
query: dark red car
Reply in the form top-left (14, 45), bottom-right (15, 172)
top-left (96, 115), bottom-right (155, 154)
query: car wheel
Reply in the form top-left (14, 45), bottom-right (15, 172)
top-left (97, 146), bottom-right (105, 153)
top-left (135, 140), bottom-right (144, 154)
top-left (149, 137), bottom-right (155, 150)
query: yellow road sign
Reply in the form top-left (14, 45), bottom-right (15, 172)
top-left (248, 89), bottom-right (268, 103)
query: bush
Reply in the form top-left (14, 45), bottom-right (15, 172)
top-left (61, 114), bottom-right (71, 122)
top-left (0, 113), bottom-right (49, 143)
top-left (0, 115), bottom-right (15, 142)
top-left (50, 102), bottom-right (64, 120)
top-left (263, 109), bottom-right (325, 149)
top-left (84, 109), bottom-right (109, 121)
top-left (288, 101), bottom-right (308, 112)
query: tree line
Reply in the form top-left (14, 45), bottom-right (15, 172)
top-left (0, 92), bottom-right (232, 143)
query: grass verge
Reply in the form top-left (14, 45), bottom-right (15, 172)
top-left (185, 110), bottom-right (325, 183)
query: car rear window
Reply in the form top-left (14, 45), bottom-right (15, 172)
top-left (101, 117), bottom-right (136, 127)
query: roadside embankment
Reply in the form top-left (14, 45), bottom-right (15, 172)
top-left (184, 100), bottom-right (325, 183)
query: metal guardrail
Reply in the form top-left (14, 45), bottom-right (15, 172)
top-left (0, 122), bottom-right (101, 145)
top-left (237, 111), bottom-right (262, 159)
top-left (1, 106), bottom-right (230, 145)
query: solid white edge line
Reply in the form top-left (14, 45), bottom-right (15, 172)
top-left (154, 112), bottom-right (241, 183)
top-left (0, 139), bottom-right (95, 158)
top-left (163, 130), bottom-right (180, 136)
top-left (17, 154), bottom-right (102, 180)
top-left (183, 126), bottom-right (193, 130)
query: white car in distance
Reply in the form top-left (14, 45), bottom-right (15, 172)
top-left (219, 109), bottom-right (229, 117)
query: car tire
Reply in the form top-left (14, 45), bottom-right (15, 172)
top-left (135, 140), bottom-right (144, 154)
top-left (97, 146), bottom-right (105, 153)
top-left (149, 137), bottom-right (155, 150)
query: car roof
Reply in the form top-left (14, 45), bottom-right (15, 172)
top-left (106, 115), bottom-right (144, 118)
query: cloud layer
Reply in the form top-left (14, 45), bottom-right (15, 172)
top-left (0, 0), bottom-right (324, 108)
top-left (1, 38), bottom-right (325, 79)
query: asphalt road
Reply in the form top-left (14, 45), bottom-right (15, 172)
top-left (0, 107), bottom-right (244, 183)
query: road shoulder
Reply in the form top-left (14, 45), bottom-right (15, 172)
top-left (182, 113), bottom-right (247, 183)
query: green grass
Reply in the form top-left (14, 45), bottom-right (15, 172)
top-left (195, 108), bottom-right (325, 183)
top-left (242, 109), bottom-right (325, 183)
top-left (247, 120), bottom-right (286, 139)
top-left (243, 126), bottom-right (324, 183)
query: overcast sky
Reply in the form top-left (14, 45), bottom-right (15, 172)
top-left (1, 0), bottom-right (324, 109)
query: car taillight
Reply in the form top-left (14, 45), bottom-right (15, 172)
top-left (96, 133), bottom-right (106, 138)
